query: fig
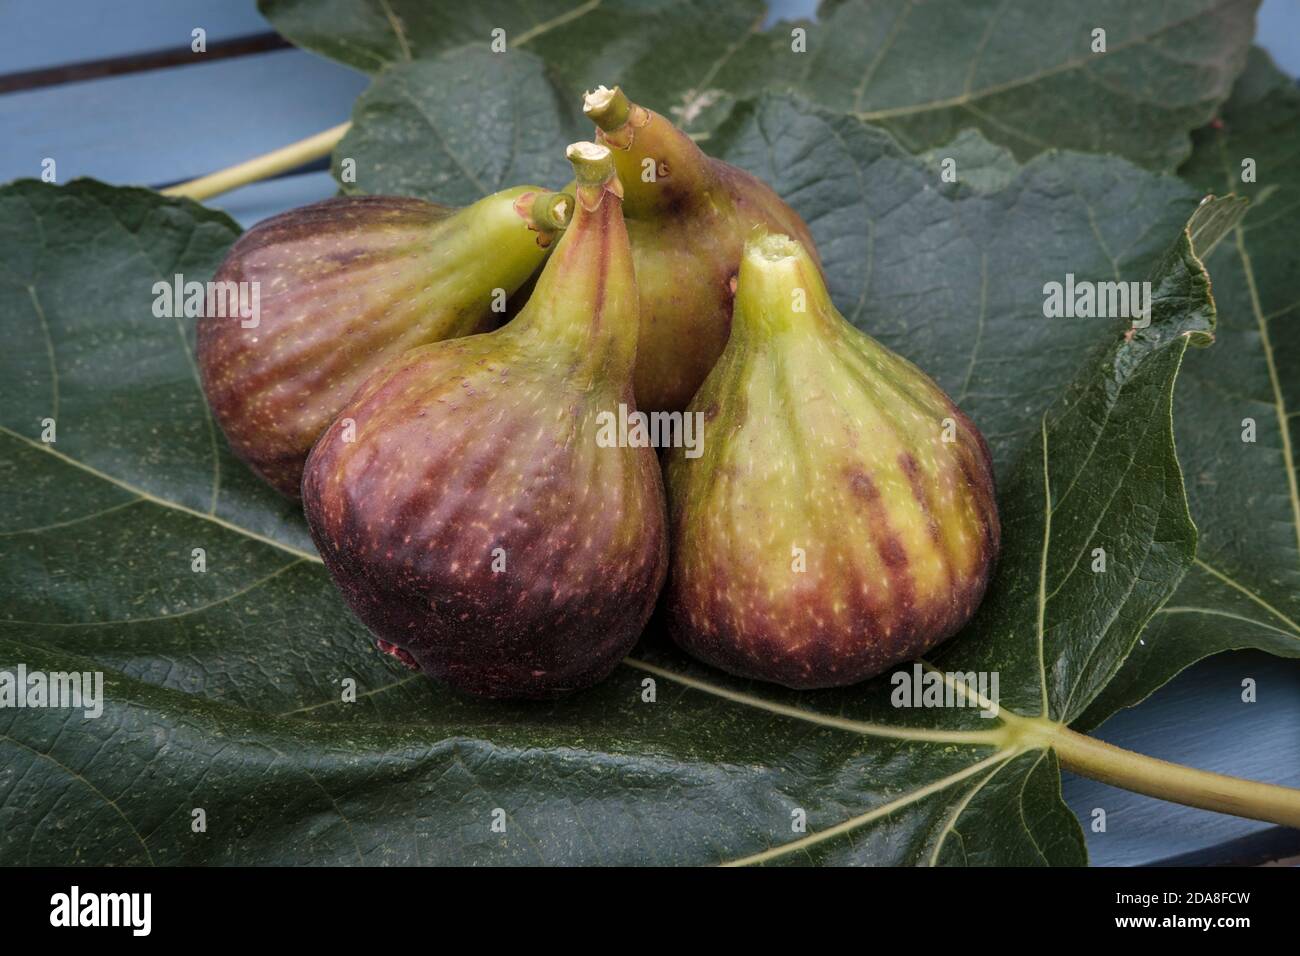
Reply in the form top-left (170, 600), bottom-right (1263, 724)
top-left (302, 143), bottom-right (668, 699)
top-left (584, 85), bottom-right (821, 413)
top-left (664, 234), bottom-right (1000, 690)
top-left (198, 187), bottom-right (571, 496)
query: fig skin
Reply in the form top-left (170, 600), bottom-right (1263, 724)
top-left (302, 145), bottom-right (668, 700)
top-left (664, 235), bottom-right (1000, 690)
top-left (584, 86), bottom-right (821, 414)
top-left (198, 187), bottom-right (569, 497)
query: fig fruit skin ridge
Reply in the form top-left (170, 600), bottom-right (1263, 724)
top-left (302, 145), bottom-right (668, 700)
top-left (585, 86), bottom-right (822, 415)
top-left (664, 234), bottom-right (1001, 691)
top-left (198, 186), bottom-right (569, 497)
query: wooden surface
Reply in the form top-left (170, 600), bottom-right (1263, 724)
top-left (2, 0), bottom-right (1296, 867)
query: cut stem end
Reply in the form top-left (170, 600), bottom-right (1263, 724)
top-left (747, 232), bottom-right (803, 264)
top-left (531, 191), bottom-right (572, 232)
top-left (583, 85), bottom-right (632, 132)
top-left (566, 142), bottom-right (617, 186)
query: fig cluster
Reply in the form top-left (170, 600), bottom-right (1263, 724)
top-left (198, 87), bottom-right (1000, 698)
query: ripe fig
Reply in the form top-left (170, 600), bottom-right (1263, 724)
top-left (302, 143), bottom-right (668, 699)
top-left (584, 85), bottom-right (821, 414)
top-left (664, 234), bottom-right (1000, 690)
top-left (198, 187), bottom-right (571, 496)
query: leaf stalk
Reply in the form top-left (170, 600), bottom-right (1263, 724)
top-left (1011, 715), bottom-right (1300, 828)
top-left (161, 122), bottom-right (351, 202)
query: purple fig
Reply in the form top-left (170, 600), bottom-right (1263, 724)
top-left (302, 144), bottom-right (667, 699)
top-left (198, 187), bottom-right (571, 496)
top-left (664, 234), bottom-right (1000, 690)
top-left (584, 85), bottom-right (821, 413)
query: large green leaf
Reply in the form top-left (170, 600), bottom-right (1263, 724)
top-left (714, 0), bottom-right (1259, 169)
top-left (332, 48), bottom-right (585, 202)
top-left (261, 0), bottom-right (767, 132)
top-left (260, 0), bottom-right (1258, 169)
top-left (0, 104), bottom-right (1240, 861)
top-left (0, 183), bottom-right (310, 554)
top-left (1078, 49), bottom-right (1300, 728)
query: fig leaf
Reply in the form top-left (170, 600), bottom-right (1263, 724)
top-left (333, 48), bottom-right (585, 205)
top-left (260, 0), bottom-right (1258, 170)
top-left (1078, 48), bottom-right (1300, 729)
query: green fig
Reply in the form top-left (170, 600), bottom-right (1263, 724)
top-left (664, 234), bottom-right (1000, 690)
top-left (584, 85), bottom-right (821, 414)
top-left (302, 143), bottom-right (667, 699)
top-left (198, 187), bottom-right (571, 496)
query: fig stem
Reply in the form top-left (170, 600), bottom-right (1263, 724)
top-left (1011, 715), bottom-right (1300, 828)
top-left (566, 141), bottom-right (617, 186)
top-left (584, 87), bottom-right (716, 218)
top-left (529, 191), bottom-right (573, 233)
top-left (161, 122), bottom-right (351, 201)
top-left (583, 85), bottom-right (633, 132)
top-left (732, 233), bottom-right (835, 337)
